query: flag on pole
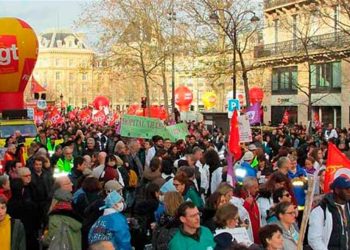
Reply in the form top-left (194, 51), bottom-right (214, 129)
top-left (324, 142), bottom-right (350, 193)
top-left (228, 110), bottom-right (242, 161)
top-left (246, 103), bottom-right (262, 125)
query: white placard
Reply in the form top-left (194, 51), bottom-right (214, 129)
top-left (214, 227), bottom-right (253, 246)
top-left (239, 115), bottom-right (252, 143)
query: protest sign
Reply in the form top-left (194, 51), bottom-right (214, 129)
top-left (239, 115), bottom-right (252, 143)
top-left (166, 123), bottom-right (188, 141)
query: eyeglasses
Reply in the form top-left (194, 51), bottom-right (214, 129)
top-left (284, 211), bottom-right (297, 216)
top-left (186, 212), bottom-right (202, 218)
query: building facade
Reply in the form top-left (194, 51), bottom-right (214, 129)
top-left (256, 0), bottom-right (350, 127)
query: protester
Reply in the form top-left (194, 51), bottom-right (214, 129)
top-left (308, 176), bottom-right (350, 250)
top-left (0, 194), bottom-right (26, 250)
top-left (259, 224), bottom-right (284, 250)
top-left (169, 201), bottom-right (216, 249)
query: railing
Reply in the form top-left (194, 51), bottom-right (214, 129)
top-left (255, 30), bottom-right (350, 58)
top-left (264, 0), bottom-right (305, 10)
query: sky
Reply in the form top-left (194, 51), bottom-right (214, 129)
top-left (0, 0), bottom-right (94, 43)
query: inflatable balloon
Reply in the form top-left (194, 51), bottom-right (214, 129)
top-left (93, 96), bottom-right (110, 110)
top-left (249, 87), bottom-right (264, 105)
top-left (175, 86), bottom-right (193, 112)
top-left (0, 17), bottom-right (38, 111)
top-left (202, 91), bottom-right (217, 110)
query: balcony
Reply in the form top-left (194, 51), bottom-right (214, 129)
top-left (264, 0), bottom-right (308, 11)
top-left (255, 30), bottom-right (350, 59)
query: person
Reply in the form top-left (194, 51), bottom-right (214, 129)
top-left (0, 194), bottom-right (26, 250)
top-left (276, 157), bottom-right (291, 176)
top-left (271, 201), bottom-right (298, 250)
top-left (324, 123), bottom-right (338, 141)
top-left (56, 146), bottom-right (74, 174)
top-left (54, 176), bottom-right (73, 193)
top-left (145, 135), bottom-right (164, 168)
top-left (0, 174), bottom-right (11, 200)
top-left (68, 156), bottom-right (87, 191)
top-left (214, 203), bottom-right (253, 249)
top-left (152, 191), bottom-right (183, 250)
top-left (169, 201), bottom-right (216, 249)
top-left (88, 191), bottom-right (132, 250)
top-left (259, 224), bottom-right (284, 250)
top-left (266, 188), bottom-right (292, 224)
top-left (2, 144), bottom-right (17, 168)
top-left (202, 192), bottom-right (228, 232)
top-left (234, 151), bottom-right (257, 184)
top-left (43, 189), bottom-right (82, 250)
top-left (308, 175), bottom-right (350, 250)
top-left (241, 177), bottom-right (261, 244)
top-left (173, 172), bottom-right (204, 208)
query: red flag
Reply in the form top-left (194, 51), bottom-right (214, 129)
top-left (282, 109), bottom-right (289, 124)
top-left (92, 110), bottom-right (107, 125)
top-left (313, 111), bottom-right (321, 130)
top-left (324, 142), bottom-right (350, 193)
top-left (228, 110), bottom-right (242, 161)
top-left (48, 107), bottom-right (64, 125)
top-left (79, 108), bottom-right (92, 124)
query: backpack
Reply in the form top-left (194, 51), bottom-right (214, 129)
top-left (128, 169), bottom-right (138, 188)
top-left (48, 222), bottom-right (72, 250)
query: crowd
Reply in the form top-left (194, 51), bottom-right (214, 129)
top-left (0, 117), bottom-right (349, 250)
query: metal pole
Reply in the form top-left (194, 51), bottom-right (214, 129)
top-left (232, 23), bottom-right (237, 100)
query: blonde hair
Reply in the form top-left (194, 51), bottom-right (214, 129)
top-left (164, 191), bottom-right (183, 217)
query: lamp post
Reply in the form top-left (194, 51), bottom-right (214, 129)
top-left (209, 9), bottom-right (260, 101)
top-left (168, 0), bottom-right (176, 114)
top-left (59, 93), bottom-right (64, 114)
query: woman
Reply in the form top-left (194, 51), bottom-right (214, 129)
top-left (272, 201), bottom-right (299, 250)
top-left (266, 188), bottom-right (292, 224)
top-left (89, 191), bottom-right (131, 250)
top-left (303, 157), bottom-right (316, 175)
top-left (173, 172), bottom-right (203, 208)
top-left (0, 195), bottom-right (26, 250)
top-left (143, 157), bottom-right (162, 183)
top-left (266, 172), bottom-right (297, 207)
top-left (152, 191), bottom-right (183, 250)
top-left (309, 148), bottom-right (324, 171)
top-left (259, 224), bottom-right (284, 250)
top-left (204, 149), bottom-right (223, 194)
top-left (43, 188), bottom-right (82, 250)
top-left (202, 192), bottom-right (228, 232)
top-left (214, 203), bottom-right (253, 249)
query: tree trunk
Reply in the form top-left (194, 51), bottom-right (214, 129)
top-left (140, 52), bottom-right (151, 117)
top-left (238, 51), bottom-right (250, 107)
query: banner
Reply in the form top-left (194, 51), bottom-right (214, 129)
top-left (166, 123), bottom-right (188, 142)
top-left (48, 107), bottom-right (64, 125)
top-left (92, 110), bottom-right (107, 125)
top-left (324, 142), bottom-right (350, 193)
top-left (120, 115), bottom-right (189, 141)
top-left (238, 115), bottom-right (252, 143)
top-left (120, 115), bottom-right (166, 139)
top-left (245, 103), bottom-right (261, 125)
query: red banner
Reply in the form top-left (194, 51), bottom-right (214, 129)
top-left (79, 108), bottom-right (92, 124)
top-left (48, 107), bottom-right (64, 125)
top-left (92, 110), bottom-right (106, 125)
top-left (324, 142), bottom-right (350, 193)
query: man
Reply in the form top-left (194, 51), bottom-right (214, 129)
top-left (50, 145), bottom-right (63, 167)
top-left (54, 176), bottom-right (73, 193)
top-left (276, 156), bottom-right (291, 175)
top-left (169, 201), bottom-right (216, 249)
top-left (92, 152), bottom-right (107, 179)
top-left (35, 130), bottom-right (55, 156)
top-left (287, 155), bottom-right (307, 211)
top-left (56, 146), bottom-right (74, 174)
top-left (68, 156), bottom-right (87, 191)
top-left (145, 135), bottom-right (164, 167)
top-left (242, 177), bottom-right (261, 244)
top-left (324, 123), bottom-right (338, 141)
top-left (163, 138), bottom-right (172, 151)
top-left (194, 146), bottom-right (209, 198)
top-left (127, 139), bottom-right (143, 178)
top-left (308, 176), bottom-right (350, 250)
top-left (17, 167), bottom-right (35, 202)
top-left (2, 144), bottom-right (16, 169)
top-left (84, 137), bottom-right (98, 157)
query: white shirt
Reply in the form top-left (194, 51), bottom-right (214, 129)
top-left (145, 146), bottom-right (156, 168)
top-left (196, 161), bottom-right (210, 193)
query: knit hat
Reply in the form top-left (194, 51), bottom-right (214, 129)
top-left (53, 189), bottom-right (72, 202)
top-left (100, 191), bottom-right (123, 210)
top-left (104, 180), bottom-right (123, 193)
top-left (331, 175), bottom-right (350, 189)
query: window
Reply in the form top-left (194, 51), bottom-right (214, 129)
top-left (55, 58), bottom-right (60, 66)
top-left (272, 67), bottom-right (298, 94)
top-left (55, 72), bottom-right (61, 80)
top-left (82, 73), bottom-right (88, 81)
top-left (274, 19), bottom-right (279, 44)
top-left (310, 61), bottom-right (341, 92)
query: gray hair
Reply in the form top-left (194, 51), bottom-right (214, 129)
top-left (17, 167), bottom-right (31, 177)
top-left (243, 176), bottom-right (258, 188)
top-left (277, 157), bottom-right (290, 169)
top-left (0, 174), bottom-right (9, 186)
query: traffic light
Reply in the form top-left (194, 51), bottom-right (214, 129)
top-left (141, 97), bottom-right (147, 108)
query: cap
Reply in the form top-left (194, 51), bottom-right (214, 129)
top-left (330, 176), bottom-right (350, 190)
top-left (248, 144), bottom-right (257, 151)
top-left (242, 151), bottom-right (254, 161)
top-left (100, 190), bottom-right (123, 210)
top-left (104, 180), bottom-right (123, 193)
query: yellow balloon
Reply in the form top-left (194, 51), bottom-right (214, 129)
top-left (202, 91), bottom-right (217, 109)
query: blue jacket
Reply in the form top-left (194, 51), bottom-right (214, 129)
top-left (89, 211), bottom-right (132, 250)
top-left (235, 162), bottom-right (257, 183)
top-left (288, 165), bottom-right (307, 179)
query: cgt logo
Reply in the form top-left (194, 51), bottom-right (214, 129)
top-left (0, 35), bottom-right (19, 73)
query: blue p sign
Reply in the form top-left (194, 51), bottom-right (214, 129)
top-left (228, 99), bottom-right (240, 112)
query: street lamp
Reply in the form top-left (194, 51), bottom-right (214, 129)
top-left (209, 9), bottom-right (260, 100)
top-left (168, 0), bottom-right (176, 114)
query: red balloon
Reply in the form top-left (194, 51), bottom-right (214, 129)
top-left (93, 96), bottom-right (109, 110)
top-left (249, 87), bottom-right (264, 105)
top-left (175, 86), bottom-right (193, 111)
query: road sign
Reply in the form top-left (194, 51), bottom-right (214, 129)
top-left (228, 99), bottom-right (240, 112)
